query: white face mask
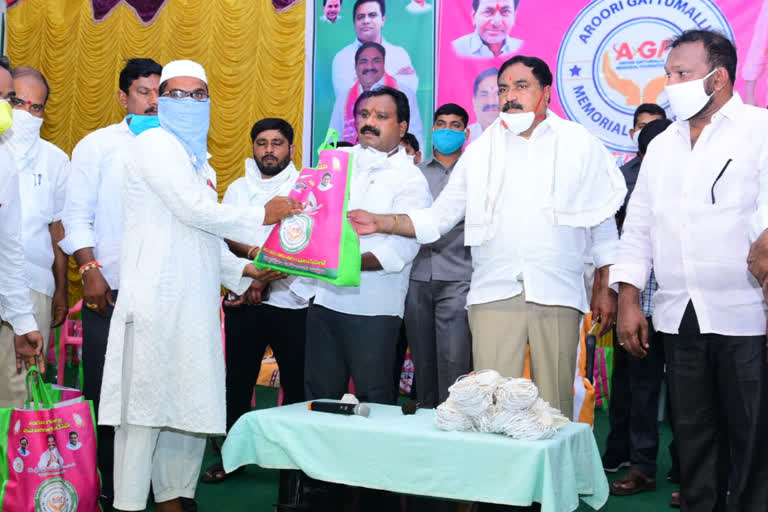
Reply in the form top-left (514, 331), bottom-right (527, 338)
top-left (354, 144), bottom-right (391, 171)
top-left (631, 129), bottom-right (641, 149)
top-left (5, 109), bottom-right (44, 167)
top-left (664, 69), bottom-right (717, 121)
top-left (0, 100), bottom-right (12, 134)
top-left (498, 111), bottom-right (535, 135)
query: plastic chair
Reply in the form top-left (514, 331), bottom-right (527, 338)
top-left (57, 300), bottom-right (84, 385)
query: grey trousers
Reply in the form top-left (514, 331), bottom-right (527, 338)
top-left (404, 279), bottom-right (472, 408)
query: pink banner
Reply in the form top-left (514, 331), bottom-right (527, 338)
top-left (438, 0), bottom-right (767, 156)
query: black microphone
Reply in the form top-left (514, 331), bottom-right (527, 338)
top-left (307, 401), bottom-right (370, 417)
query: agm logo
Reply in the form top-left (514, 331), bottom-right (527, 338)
top-left (556, 0), bottom-right (733, 154)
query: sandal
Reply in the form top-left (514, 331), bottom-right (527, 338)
top-left (609, 469), bottom-right (657, 496)
top-left (200, 461), bottom-right (242, 484)
top-left (670, 490), bottom-right (680, 508)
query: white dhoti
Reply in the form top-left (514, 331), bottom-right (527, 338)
top-left (111, 323), bottom-right (207, 511)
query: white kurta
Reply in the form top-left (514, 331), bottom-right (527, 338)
top-left (99, 127), bottom-right (266, 435)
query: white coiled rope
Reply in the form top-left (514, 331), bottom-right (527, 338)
top-left (434, 371), bottom-right (569, 441)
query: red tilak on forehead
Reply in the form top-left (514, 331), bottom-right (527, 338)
top-left (27, 100), bottom-right (32, 105)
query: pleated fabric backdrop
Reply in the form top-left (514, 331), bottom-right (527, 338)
top-left (6, 0), bottom-right (306, 301)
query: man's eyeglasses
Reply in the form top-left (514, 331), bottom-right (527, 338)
top-left (9, 96), bottom-right (45, 115)
top-left (161, 88), bottom-right (209, 101)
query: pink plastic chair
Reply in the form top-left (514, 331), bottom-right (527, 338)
top-left (56, 300), bottom-right (84, 385)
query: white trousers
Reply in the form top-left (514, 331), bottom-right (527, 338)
top-left (112, 322), bottom-right (207, 510)
top-left (112, 424), bottom-right (206, 510)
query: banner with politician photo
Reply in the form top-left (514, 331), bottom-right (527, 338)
top-left (306, 0), bottom-right (436, 164)
top-left (437, 0), bottom-right (768, 159)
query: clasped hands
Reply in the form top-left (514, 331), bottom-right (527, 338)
top-left (228, 261), bottom-right (288, 307)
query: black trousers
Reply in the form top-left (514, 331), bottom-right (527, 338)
top-left (604, 317), bottom-right (672, 476)
top-left (81, 290), bottom-right (118, 498)
top-left (305, 304), bottom-right (401, 405)
top-left (224, 303), bottom-right (306, 432)
top-left (665, 302), bottom-right (768, 512)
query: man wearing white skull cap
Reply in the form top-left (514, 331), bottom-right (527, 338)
top-left (98, 59), bottom-right (303, 512)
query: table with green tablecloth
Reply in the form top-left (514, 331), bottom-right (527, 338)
top-left (221, 402), bottom-right (608, 512)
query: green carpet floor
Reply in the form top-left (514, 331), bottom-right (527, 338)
top-left (53, 363), bottom-right (676, 511)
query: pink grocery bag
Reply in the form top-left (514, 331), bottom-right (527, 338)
top-left (0, 367), bottom-right (100, 512)
top-left (255, 130), bottom-right (361, 286)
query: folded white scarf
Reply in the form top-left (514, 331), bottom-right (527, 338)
top-left (463, 111), bottom-right (627, 246)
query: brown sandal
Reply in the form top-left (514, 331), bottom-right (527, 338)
top-left (670, 490), bottom-right (680, 508)
top-left (609, 469), bottom-right (657, 496)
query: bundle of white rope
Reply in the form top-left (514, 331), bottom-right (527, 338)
top-left (434, 371), bottom-right (569, 441)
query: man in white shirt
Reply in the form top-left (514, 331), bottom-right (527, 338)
top-left (467, 67), bottom-right (499, 143)
top-left (349, 56), bottom-right (625, 419)
top-left (452, 0), bottom-right (522, 59)
top-left (329, 41), bottom-right (422, 148)
top-left (200, 118), bottom-right (308, 485)
top-left (331, 0), bottom-right (418, 99)
top-left (305, 86), bottom-right (430, 408)
top-left (37, 434), bottom-right (64, 471)
top-left (0, 66), bottom-right (65, 408)
top-left (405, 0), bottom-right (431, 14)
top-left (58, 57), bottom-right (162, 509)
top-left (98, 60), bottom-right (301, 512)
top-left (0, 61), bottom-right (46, 384)
top-left (613, 30), bottom-right (768, 511)
top-left (66, 431), bottom-right (82, 451)
top-left (321, 0), bottom-right (342, 23)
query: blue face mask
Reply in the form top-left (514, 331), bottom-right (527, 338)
top-left (158, 96), bottom-right (210, 169)
top-left (432, 128), bottom-right (466, 155)
top-left (126, 114), bottom-right (160, 136)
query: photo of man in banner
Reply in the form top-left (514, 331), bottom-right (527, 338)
top-left (311, 0), bottom-right (434, 163)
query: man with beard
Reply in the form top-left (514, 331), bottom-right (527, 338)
top-left (348, 56), bottom-right (625, 422)
top-left (329, 42), bottom-right (422, 148)
top-left (0, 66), bottom-right (68, 409)
top-left (58, 57), bottom-right (162, 510)
top-left (97, 60), bottom-right (301, 512)
top-left (468, 67), bottom-right (499, 143)
top-left (200, 118), bottom-right (308, 484)
top-left (321, 0), bottom-right (342, 23)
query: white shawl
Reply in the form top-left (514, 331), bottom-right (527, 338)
top-left (463, 111), bottom-right (627, 246)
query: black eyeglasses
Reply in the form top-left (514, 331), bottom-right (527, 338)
top-left (161, 88), bottom-right (209, 101)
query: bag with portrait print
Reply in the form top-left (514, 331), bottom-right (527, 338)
top-left (255, 129), bottom-right (361, 286)
top-left (0, 366), bottom-right (100, 512)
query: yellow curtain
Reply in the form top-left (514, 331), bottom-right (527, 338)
top-left (7, 0), bottom-right (306, 303)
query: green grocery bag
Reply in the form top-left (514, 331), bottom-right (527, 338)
top-left (255, 130), bottom-right (361, 286)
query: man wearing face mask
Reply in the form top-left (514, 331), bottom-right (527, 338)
top-left (349, 55), bottom-right (626, 420)
top-left (96, 60), bottom-right (302, 512)
top-left (329, 42), bottom-right (422, 148)
top-left (200, 118), bottom-right (308, 485)
top-left (404, 103), bottom-right (472, 410)
top-left (58, 57), bottom-right (161, 510)
top-left (0, 66), bottom-right (68, 409)
top-left (613, 30), bottom-right (768, 511)
top-left (0, 57), bottom-right (47, 395)
top-left (399, 132), bottom-right (421, 164)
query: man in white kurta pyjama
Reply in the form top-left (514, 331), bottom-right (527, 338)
top-left (98, 60), bottom-right (301, 512)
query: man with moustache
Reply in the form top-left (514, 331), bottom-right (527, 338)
top-left (200, 118), bottom-right (308, 484)
top-left (348, 56), bottom-right (626, 420)
top-left (329, 41), bottom-right (422, 148)
top-left (0, 66), bottom-right (68, 410)
top-left (453, 0), bottom-right (523, 59)
top-left (331, 0), bottom-right (418, 99)
top-left (58, 57), bottom-right (162, 510)
top-left (468, 67), bottom-right (500, 143)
